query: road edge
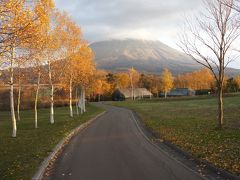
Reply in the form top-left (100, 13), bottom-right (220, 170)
top-left (32, 111), bottom-right (106, 180)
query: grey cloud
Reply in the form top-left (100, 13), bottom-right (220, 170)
top-left (55, 0), bottom-right (202, 42)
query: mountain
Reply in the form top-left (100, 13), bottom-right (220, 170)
top-left (90, 39), bottom-right (240, 76)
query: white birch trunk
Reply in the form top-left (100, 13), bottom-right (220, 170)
top-left (130, 76), bottom-right (134, 100)
top-left (48, 60), bottom-right (54, 124)
top-left (75, 88), bottom-right (79, 116)
top-left (78, 98), bottom-right (82, 114)
top-left (131, 83), bottom-right (134, 100)
top-left (80, 87), bottom-right (84, 114)
top-left (164, 91), bottom-right (167, 99)
top-left (17, 81), bottom-right (21, 121)
top-left (35, 70), bottom-right (41, 129)
top-left (10, 48), bottom-right (17, 137)
top-left (50, 84), bottom-right (54, 124)
top-left (69, 77), bottom-right (73, 117)
top-left (83, 87), bottom-right (86, 112)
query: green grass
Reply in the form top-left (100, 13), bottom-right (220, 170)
top-left (111, 96), bottom-right (240, 175)
top-left (0, 104), bottom-right (104, 180)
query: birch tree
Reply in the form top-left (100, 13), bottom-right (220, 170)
top-left (73, 44), bottom-right (95, 113)
top-left (160, 69), bottom-right (174, 98)
top-left (15, 58), bottom-right (27, 121)
top-left (31, 50), bottom-right (47, 128)
top-left (46, 41), bottom-right (59, 124)
top-left (56, 12), bottom-right (82, 118)
top-left (128, 68), bottom-right (140, 100)
top-left (9, 47), bottom-right (17, 137)
top-left (33, 56), bottom-right (42, 128)
top-left (43, 11), bottom-right (65, 125)
top-left (75, 87), bottom-right (80, 115)
top-left (116, 73), bottom-right (130, 89)
top-left (180, 0), bottom-right (240, 128)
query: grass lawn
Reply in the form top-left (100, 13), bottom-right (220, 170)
top-left (111, 96), bottom-right (240, 175)
top-left (0, 104), bottom-right (104, 180)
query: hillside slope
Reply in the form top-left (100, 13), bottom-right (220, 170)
top-left (91, 39), bottom-right (240, 76)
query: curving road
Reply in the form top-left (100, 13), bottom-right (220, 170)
top-left (45, 104), bottom-right (205, 180)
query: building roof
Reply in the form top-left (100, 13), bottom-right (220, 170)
top-left (117, 88), bottom-right (152, 98)
top-left (169, 88), bottom-right (195, 96)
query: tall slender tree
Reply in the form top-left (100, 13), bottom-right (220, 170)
top-left (160, 69), bottom-right (174, 98)
top-left (15, 57), bottom-right (27, 121)
top-left (73, 44), bottom-right (95, 113)
top-left (56, 12), bottom-right (82, 118)
top-left (128, 68), bottom-right (140, 100)
top-left (180, 0), bottom-right (240, 128)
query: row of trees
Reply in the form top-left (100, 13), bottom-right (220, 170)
top-left (0, 0), bottom-right (95, 137)
top-left (92, 68), bottom-right (221, 99)
top-left (93, 67), bottom-right (240, 100)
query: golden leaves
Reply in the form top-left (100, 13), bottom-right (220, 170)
top-left (160, 68), bottom-right (174, 93)
top-left (116, 73), bottom-right (131, 89)
top-left (128, 67), bottom-right (140, 87)
top-left (51, 11), bottom-right (95, 89)
top-left (174, 68), bottom-right (215, 90)
top-left (0, 0), bottom-right (55, 53)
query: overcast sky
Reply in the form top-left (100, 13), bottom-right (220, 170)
top-left (55, 0), bottom-right (240, 69)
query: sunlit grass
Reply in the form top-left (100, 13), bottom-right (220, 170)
top-left (112, 96), bottom-right (240, 175)
top-left (0, 104), bottom-right (104, 179)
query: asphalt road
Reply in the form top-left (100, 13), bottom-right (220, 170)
top-left (45, 104), bottom-right (204, 180)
